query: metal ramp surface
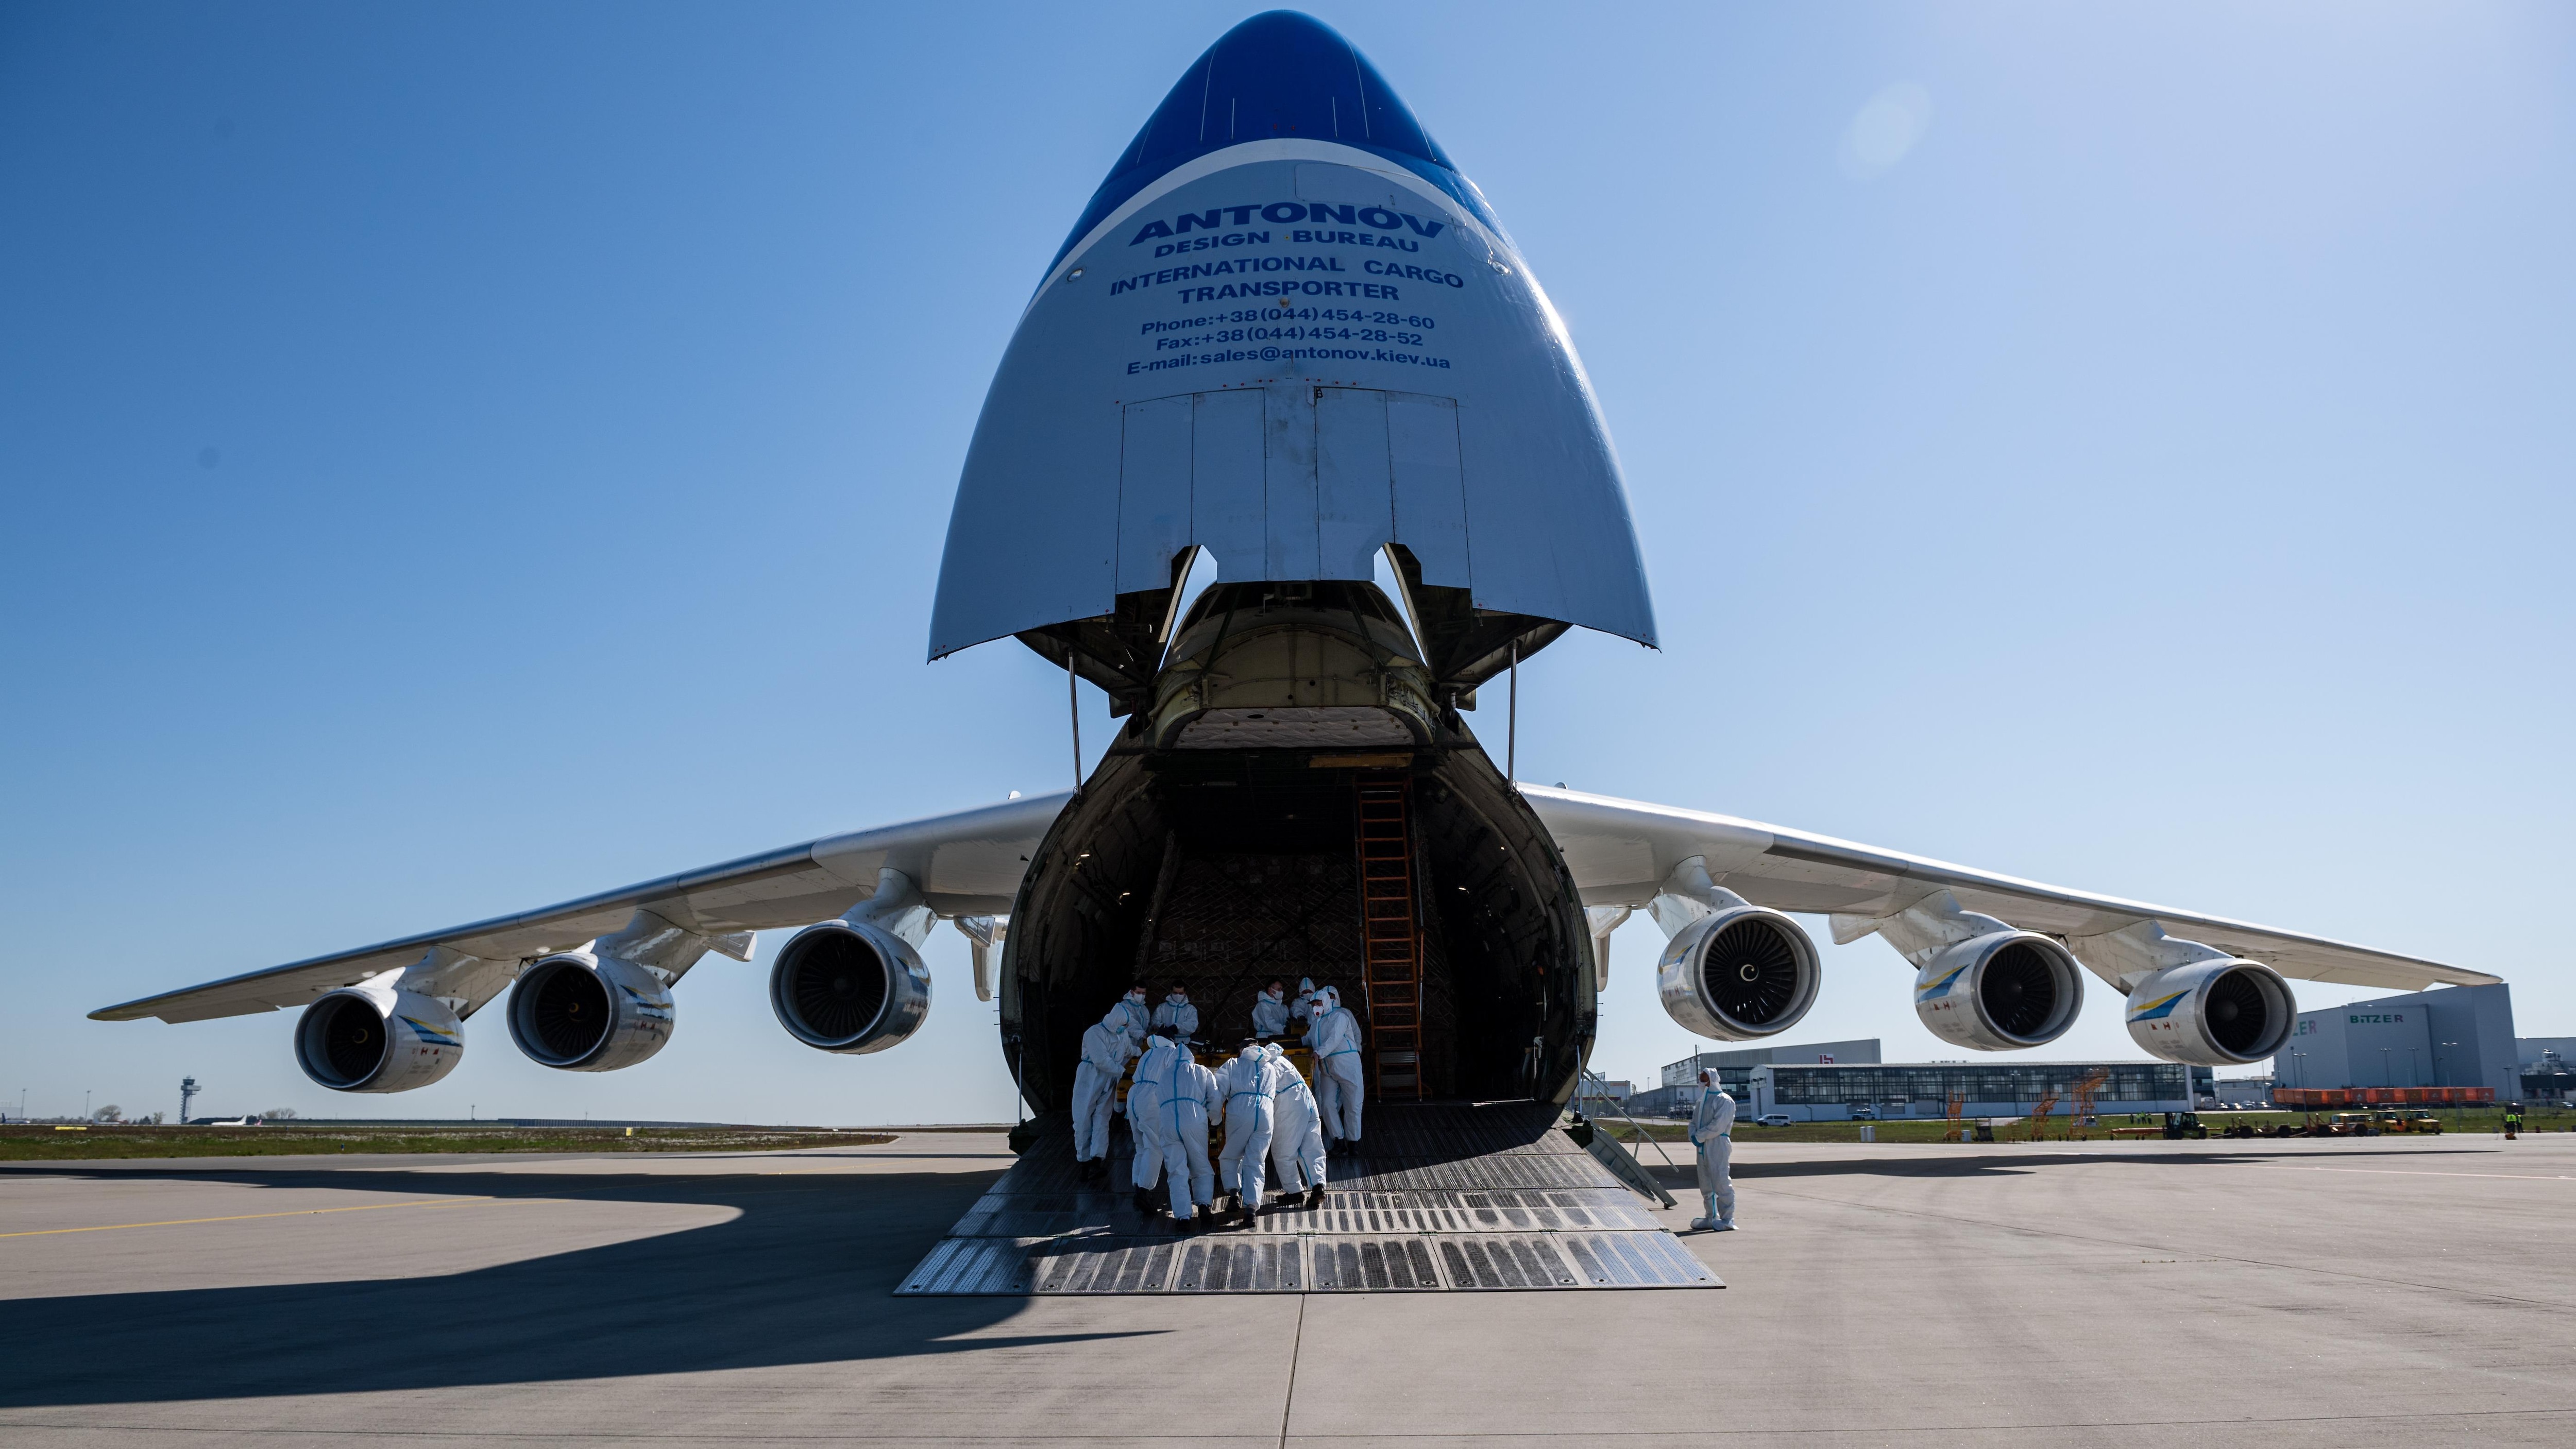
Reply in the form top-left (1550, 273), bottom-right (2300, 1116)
top-left (897, 1101), bottom-right (1721, 1295)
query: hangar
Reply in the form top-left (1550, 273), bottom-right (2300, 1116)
top-left (2270, 983), bottom-right (2519, 1097)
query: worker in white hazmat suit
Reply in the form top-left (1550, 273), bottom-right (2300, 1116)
top-left (1250, 980), bottom-right (1290, 1039)
top-left (1308, 986), bottom-right (1365, 1151)
top-left (1689, 1068), bottom-right (1737, 1231)
top-left (1264, 1042), bottom-right (1327, 1206)
top-left (1071, 1002), bottom-right (1140, 1182)
top-left (1114, 984), bottom-right (1153, 1039)
top-left (1179, 1044), bottom-right (1222, 1201)
top-left (1151, 984), bottom-right (1200, 1043)
top-left (1289, 977), bottom-right (1317, 1035)
top-left (1131, 1032), bottom-right (1219, 1226)
top-left (1125, 1032), bottom-right (1172, 1217)
top-left (1215, 1041), bottom-right (1276, 1224)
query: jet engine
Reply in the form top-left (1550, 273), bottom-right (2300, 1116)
top-left (507, 952), bottom-right (675, 1071)
top-left (2125, 960), bottom-right (2295, 1066)
top-left (769, 917), bottom-right (931, 1053)
top-left (294, 985), bottom-right (465, 1093)
top-left (1913, 932), bottom-right (2085, 1051)
top-left (1656, 907), bottom-right (1822, 1041)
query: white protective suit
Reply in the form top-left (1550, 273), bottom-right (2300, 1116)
top-left (1131, 1037), bottom-right (1219, 1219)
top-left (1250, 987), bottom-right (1290, 1039)
top-left (1264, 1044), bottom-right (1327, 1196)
top-left (1216, 1044), bottom-right (1276, 1208)
top-left (1151, 992), bottom-right (1200, 1042)
top-left (1114, 989), bottom-right (1153, 1041)
top-left (1689, 1080), bottom-right (1737, 1231)
top-left (1126, 1037), bottom-right (1168, 1202)
top-left (1289, 978), bottom-right (1317, 1034)
top-left (1308, 987), bottom-right (1365, 1145)
top-left (1071, 1004), bottom-right (1140, 1166)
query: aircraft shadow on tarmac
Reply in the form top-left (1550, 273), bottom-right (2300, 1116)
top-left (0, 1161), bottom-right (1156, 1408)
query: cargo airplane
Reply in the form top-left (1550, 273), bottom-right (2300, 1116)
top-left (95, 12), bottom-right (2495, 1130)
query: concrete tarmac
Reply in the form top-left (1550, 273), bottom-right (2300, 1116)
top-left (3, 1131), bottom-right (2570, 1446)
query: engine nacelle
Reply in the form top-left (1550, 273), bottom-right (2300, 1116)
top-left (507, 952), bottom-right (675, 1071)
top-left (769, 917), bottom-right (931, 1053)
top-left (2125, 960), bottom-right (2295, 1066)
top-left (1913, 931), bottom-right (2085, 1051)
top-left (1656, 907), bottom-right (1822, 1041)
top-left (294, 985), bottom-right (464, 1093)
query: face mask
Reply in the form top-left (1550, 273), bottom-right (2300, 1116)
top-left (1167, 993), bottom-right (1185, 1004)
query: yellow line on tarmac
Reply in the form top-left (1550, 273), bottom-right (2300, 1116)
top-left (0, 1194), bottom-right (543, 1239)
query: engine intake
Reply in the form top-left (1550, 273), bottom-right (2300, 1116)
top-left (1914, 932), bottom-right (2084, 1050)
top-left (507, 953), bottom-right (675, 1071)
top-left (1656, 908), bottom-right (1822, 1041)
top-left (2125, 960), bottom-right (2295, 1066)
top-left (294, 986), bottom-right (464, 1093)
top-left (769, 918), bottom-right (931, 1053)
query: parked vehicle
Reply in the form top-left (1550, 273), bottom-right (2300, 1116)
top-left (1752, 1113), bottom-right (1792, 1128)
top-left (1850, 1106), bottom-right (1878, 1120)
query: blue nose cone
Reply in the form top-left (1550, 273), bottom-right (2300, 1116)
top-left (1050, 11), bottom-right (1485, 270)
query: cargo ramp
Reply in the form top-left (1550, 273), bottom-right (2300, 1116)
top-left (897, 1100), bottom-right (1720, 1295)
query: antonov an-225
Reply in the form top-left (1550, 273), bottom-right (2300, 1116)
top-left (95, 13), bottom-right (2493, 1147)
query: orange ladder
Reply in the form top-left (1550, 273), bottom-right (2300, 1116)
top-left (1354, 778), bottom-right (1423, 1100)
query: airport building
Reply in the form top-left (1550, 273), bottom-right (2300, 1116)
top-left (2520, 1039), bottom-right (2574, 1102)
top-left (2271, 983), bottom-right (2519, 1100)
top-left (2520, 1036), bottom-right (2576, 1066)
top-left (1660, 1039), bottom-right (1884, 1084)
top-left (1626, 1039), bottom-right (1883, 1116)
top-left (1573, 1079), bottom-right (1635, 1114)
top-left (1632, 1041), bottom-right (2210, 1120)
top-left (1747, 1061), bottom-right (2211, 1121)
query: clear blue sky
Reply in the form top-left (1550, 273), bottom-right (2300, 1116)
top-left (4, 3), bottom-right (2569, 1124)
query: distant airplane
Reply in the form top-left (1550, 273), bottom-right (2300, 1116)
top-left (95, 12), bottom-right (2493, 1121)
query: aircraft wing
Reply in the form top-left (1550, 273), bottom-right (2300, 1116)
top-left (1521, 785), bottom-right (2494, 992)
top-left (89, 792), bottom-right (1072, 1025)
